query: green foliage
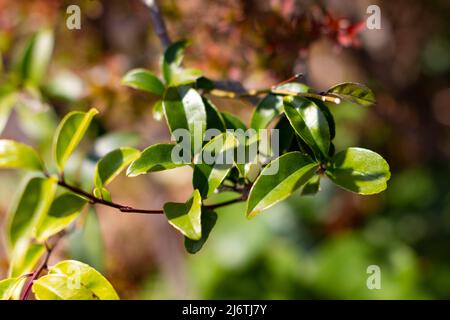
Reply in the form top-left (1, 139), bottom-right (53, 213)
top-left (0, 33), bottom-right (391, 299)
top-left (122, 69), bottom-right (165, 96)
top-left (33, 260), bottom-right (119, 300)
top-left (53, 108), bottom-right (98, 172)
top-left (0, 140), bottom-right (44, 171)
top-left (246, 152), bottom-right (318, 218)
top-left (164, 190), bottom-right (203, 240)
top-left (325, 147), bottom-right (390, 194)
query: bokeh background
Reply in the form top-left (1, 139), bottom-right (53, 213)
top-left (1, 0), bottom-right (450, 299)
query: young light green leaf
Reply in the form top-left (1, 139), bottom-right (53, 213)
top-left (0, 140), bottom-right (44, 171)
top-left (17, 28), bottom-right (54, 85)
top-left (46, 260), bottom-right (119, 300)
top-left (122, 68), bottom-right (165, 96)
top-left (193, 132), bottom-right (237, 198)
top-left (184, 209), bottom-right (217, 254)
top-left (163, 86), bottom-right (206, 154)
top-left (327, 82), bottom-right (375, 107)
top-left (53, 108), bottom-right (98, 172)
top-left (246, 152), bottom-right (319, 218)
top-left (0, 277), bottom-right (24, 300)
top-left (93, 187), bottom-right (111, 201)
top-left (284, 96), bottom-right (330, 160)
top-left (94, 147), bottom-right (140, 189)
top-left (163, 189), bottom-right (202, 240)
top-left (7, 176), bottom-right (57, 252)
top-left (35, 193), bottom-right (87, 242)
top-left (250, 82), bottom-right (310, 129)
top-left (325, 147), bottom-right (390, 195)
top-left (127, 143), bottom-right (189, 177)
top-left (32, 275), bottom-right (98, 300)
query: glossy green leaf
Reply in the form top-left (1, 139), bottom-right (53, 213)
top-left (46, 260), bottom-right (119, 300)
top-left (221, 111), bottom-right (247, 131)
top-left (53, 108), bottom-right (98, 172)
top-left (284, 96), bottom-right (330, 160)
top-left (184, 209), bottom-right (217, 254)
top-left (122, 68), bottom-right (165, 96)
top-left (7, 176), bottom-right (57, 252)
top-left (311, 98), bottom-right (336, 140)
top-left (274, 115), bottom-right (295, 154)
top-left (163, 190), bottom-right (202, 240)
top-left (163, 86), bottom-right (206, 154)
top-left (17, 29), bottom-right (54, 85)
top-left (94, 147), bottom-right (140, 189)
top-left (246, 152), bottom-right (319, 218)
top-left (301, 175), bottom-right (321, 195)
top-left (0, 277), bottom-right (24, 300)
top-left (327, 82), bottom-right (375, 107)
top-left (9, 242), bottom-right (45, 277)
top-left (250, 83), bottom-right (310, 129)
top-left (325, 147), bottom-right (390, 195)
top-left (35, 193), bottom-right (87, 242)
top-left (32, 275), bottom-right (98, 300)
top-left (204, 98), bottom-right (226, 132)
top-left (162, 40), bottom-right (201, 85)
top-left (0, 140), bottom-right (44, 171)
top-left (193, 132), bottom-right (237, 198)
top-left (127, 143), bottom-right (189, 177)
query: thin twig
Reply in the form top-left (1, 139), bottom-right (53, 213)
top-left (20, 241), bottom-right (55, 300)
top-left (142, 0), bottom-right (172, 49)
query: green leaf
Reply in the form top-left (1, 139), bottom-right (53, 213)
top-left (46, 260), bottom-right (119, 300)
top-left (284, 96), bottom-right (330, 160)
top-left (127, 143), bottom-right (189, 177)
top-left (193, 132), bottom-right (237, 198)
top-left (301, 175), bottom-right (321, 195)
top-left (93, 187), bottom-right (111, 201)
top-left (274, 115), bottom-right (296, 154)
top-left (152, 100), bottom-right (164, 121)
top-left (35, 193), bottom-right (87, 242)
top-left (94, 147), bottom-right (140, 190)
top-left (246, 152), bottom-right (319, 218)
top-left (0, 140), bottom-right (44, 171)
top-left (221, 111), bottom-right (247, 131)
top-left (32, 275), bottom-right (98, 300)
top-left (327, 82), bottom-right (375, 107)
top-left (53, 108), bottom-right (98, 172)
top-left (162, 40), bottom-right (201, 85)
top-left (163, 86), bottom-right (206, 154)
top-left (184, 209), bottom-right (217, 254)
top-left (122, 68), bottom-right (165, 96)
top-left (17, 29), bottom-right (54, 85)
top-left (325, 147), bottom-right (390, 195)
top-left (0, 277), bottom-right (24, 300)
top-left (204, 98), bottom-right (226, 132)
top-left (9, 242), bottom-right (45, 277)
top-left (7, 176), bottom-right (57, 252)
top-left (311, 99), bottom-right (336, 140)
top-left (250, 83), bottom-right (310, 129)
top-left (164, 190), bottom-right (202, 240)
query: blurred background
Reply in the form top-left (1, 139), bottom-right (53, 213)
top-left (0, 0), bottom-right (449, 299)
